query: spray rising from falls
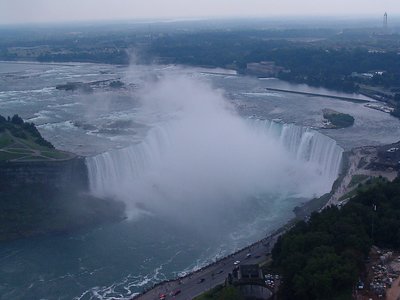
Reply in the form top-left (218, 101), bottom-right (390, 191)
top-left (85, 75), bottom-right (343, 220)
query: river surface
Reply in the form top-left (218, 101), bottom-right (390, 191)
top-left (0, 61), bottom-right (399, 300)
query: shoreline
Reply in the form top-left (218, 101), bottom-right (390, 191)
top-left (132, 227), bottom-right (286, 300)
top-left (324, 145), bottom-right (398, 209)
top-left (133, 143), bottom-right (399, 300)
top-left (0, 59), bottom-right (124, 68)
top-left (132, 161), bottom-right (345, 299)
top-left (265, 87), bottom-right (371, 103)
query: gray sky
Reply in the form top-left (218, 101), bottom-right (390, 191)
top-left (0, 0), bottom-right (399, 24)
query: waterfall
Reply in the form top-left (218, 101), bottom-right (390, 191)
top-left (249, 119), bottom-right (343, 183)
top-left (86, 118), bottom-right (343, 202)
top-left (86, 124), bottom-right (171, 198)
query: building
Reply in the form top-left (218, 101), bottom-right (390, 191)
top-left (231, 264), bottom-right (273, 300)
top-left (245, 61), bottom-right (286, 77)
top-left (237, 265), bottom-right (264, 280)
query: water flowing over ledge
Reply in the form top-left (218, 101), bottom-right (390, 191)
top-left (85, 118), bottom-right (343, 207)
top-left (248, 119), bottom-right (343, 183)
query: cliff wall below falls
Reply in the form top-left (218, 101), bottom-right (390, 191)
top-left (0, 156), bottom-right (88, 190)
top-left (0, 157), bottom-right (125, 242)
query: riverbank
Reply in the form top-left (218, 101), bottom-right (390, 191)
top-left (265, 87), bottom-right (371, 103)
top-left (324, 145), bottom-right (398, 208)
top-left (132, 228), bottom-right (283, 300)
top-left (131, 166), bottom-right (343, 299)
top-left (133, 142), bottom-right (399, 300)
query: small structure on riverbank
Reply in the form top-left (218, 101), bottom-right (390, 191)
top-left (246, 61), bottom-right (286, 77)
top-left (235, 265), bottom-right (263, 281)
top-left (231, 264), bottom-right (273, 300)
top-left (376, 142), bottom-right (400, 171)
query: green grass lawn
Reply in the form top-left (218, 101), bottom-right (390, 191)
top-left (0, 129), bottom-right (71, 161)
top-left (6, 148), bottom-right (34, 154)
top-left (18, 136), bottom-right (53, 151)
top-left (41, 151), bottom-right (69, 159)
top-left (0, 132), bottom-right (15, 148)
top-left (0, 151), bottom-right (27, 161)
top-left (23, 155), bottom-right (51, 160)
top-left (348, 174), bottom-right (370, 188)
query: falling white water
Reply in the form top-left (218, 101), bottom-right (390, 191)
top-left (249, 119), bottom-right (343, 183)
top-left (85, 74), bottom-right (343, 220)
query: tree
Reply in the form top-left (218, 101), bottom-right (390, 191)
top-left (11, 114), bottom-right (24, 125)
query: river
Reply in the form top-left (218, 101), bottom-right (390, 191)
top-left (0, 61), bottom-right (399, 300)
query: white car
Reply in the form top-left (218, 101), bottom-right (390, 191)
top-left (233, 260), bottom-right (240, 265)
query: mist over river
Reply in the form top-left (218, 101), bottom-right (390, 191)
top-left (1, 61), bottom-right (399, 300)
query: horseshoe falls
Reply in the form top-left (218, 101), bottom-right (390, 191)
top-left (86, 119), bottom-right (343, 213)
top-left (85, 74), bottom-right (343, 225)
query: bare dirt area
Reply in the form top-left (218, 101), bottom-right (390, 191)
top-left (324, 145), bottom-right (398, 209)
top-left (386, 276), bottom-right (400, 300)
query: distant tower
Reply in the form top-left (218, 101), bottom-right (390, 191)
top-left (383, 12), bottom-right (388, 30)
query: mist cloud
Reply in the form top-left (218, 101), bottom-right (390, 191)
top-left (86, 72), bottom-right (337, 232)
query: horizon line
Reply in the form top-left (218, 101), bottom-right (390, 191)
top-left (1, 14), bottom-right (399, 27)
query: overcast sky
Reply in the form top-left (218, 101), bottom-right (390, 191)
top-left (0, 0), bottom-right (399, 25)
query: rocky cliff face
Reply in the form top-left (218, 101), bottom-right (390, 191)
top-left (0, 157), bottom-right (125, 241)
top-left (0, 157), bottom-right (88, 191)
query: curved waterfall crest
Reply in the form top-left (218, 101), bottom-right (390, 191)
top-left (86, 118), bottom-right (343, 202)
top-left (248, 119), bottom-right (343, 180)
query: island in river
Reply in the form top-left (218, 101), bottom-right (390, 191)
top-left (322, 108), bottom-right (355, 129)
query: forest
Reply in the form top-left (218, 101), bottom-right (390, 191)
top-left (1, 26), bottom-right (400, 93)
top-left (271, 178), bottom-right (400, 299)
top-left (146, 32), bottom-right (400, 92)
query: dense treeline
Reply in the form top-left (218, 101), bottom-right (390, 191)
top-left (0, 114), bottom-right (54, 148)
top-left (1, 27), bottom-right (400, 92)
top-left (272, 48), bottom-right (400, 91)
top-left (37, 49), bottom-right (129, 65)
top-left (272, 178), bottom-right (400, 300)
top-left (147, 34), bottom-right (400, 92)
top-left (323, 112), bottom-right (355, 128)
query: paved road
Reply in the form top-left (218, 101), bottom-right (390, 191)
top-left (133, 233), bottom-right (281, 300)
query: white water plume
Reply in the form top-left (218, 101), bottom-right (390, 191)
top-left (86, 74), bottom-right (343, 223)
